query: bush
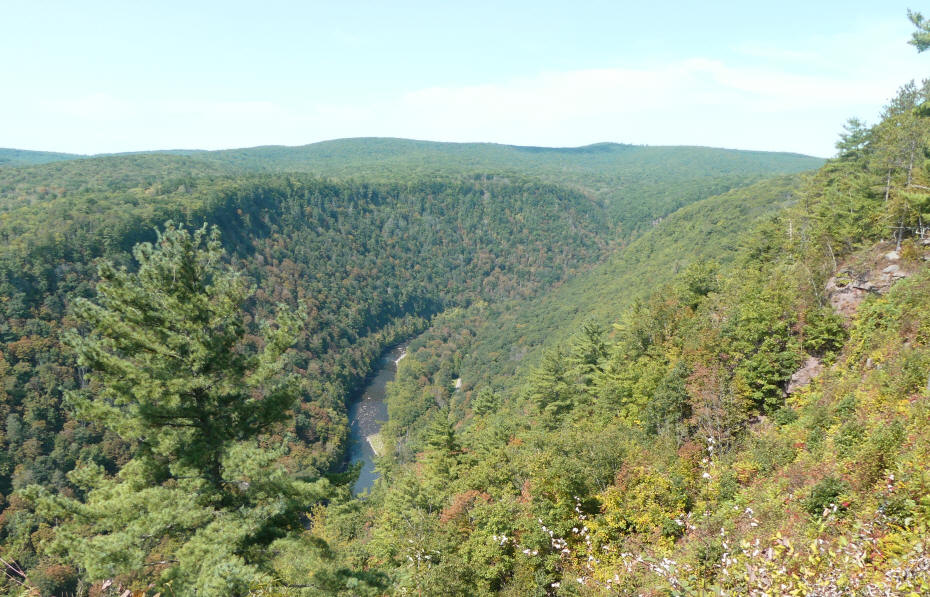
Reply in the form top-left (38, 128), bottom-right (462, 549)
top-left (870, 421), bottom-right (905, 455)
top-left (717, 470), bottom-right (739, 502)
top-left (803, 307), bottom-right (848, 357)
top-left (773, 406), bottom-right (798, 426)
top-left (899, 238), bottom-right (923, 263)
top-left (833, 395), bottom-right (857, 418)
top-left (695, 539), bottom-right (725, 573)
top-left (751, 435), bottom-right (797, 474)
top-left (30, 563), bottom-right (78, 596)
top-left (880, 495), bottom-right (917, 528)
top-left (834, 421), bottom-right (866, 458)
top-left (804, 476), bottom-right (850, 516)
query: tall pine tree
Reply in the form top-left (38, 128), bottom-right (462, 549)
top-left (24, 224), bottom-right (333, 595)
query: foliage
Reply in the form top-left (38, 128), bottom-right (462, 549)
top-left (12, 38), bottom-right (930, 592)
top-left (20, 225), bottom-right (345, 595)
top-left (909, 8), bottom-right (930, 52)
top-left (310, 57), bottom-right (930, 594)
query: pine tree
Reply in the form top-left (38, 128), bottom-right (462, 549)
top-left (834, 117), bottom-right (872, 160)
top-left (471, 387), bottom-right (501, 416)
top-left (526, 348), bottom-right (575, 427)
top-left (909, 9), bottom-right (930, 52)
top-left (23, 223), bottom-right (332, 595)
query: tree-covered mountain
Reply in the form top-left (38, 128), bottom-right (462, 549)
top-left (33, 75), bottom-right (930, 597)
top-left (4, 106), bottom-right (926, 594)
top-left (435, 174), bottom-right (806, 396)
top-left (314, 78), bottom-right (930, 595)
top-left (0, 137), bottom-right (825, 594)
top-left (0, 149), bottom-right (83, 168)
top-left (0, 139), bottom-right (821, 233)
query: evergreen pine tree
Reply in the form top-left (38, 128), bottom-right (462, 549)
top-left (909, 9), bottom-right (930, 52)
top-left (24, 223), bottom-right (332, 595)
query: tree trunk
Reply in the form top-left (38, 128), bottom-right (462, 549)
top-left (885, 170), bottom-right (892, 203)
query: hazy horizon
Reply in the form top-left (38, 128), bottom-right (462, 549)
top-left (1, 136), bottom-right (828, 159)
top-left (4, 1), bottom-right (925, 157)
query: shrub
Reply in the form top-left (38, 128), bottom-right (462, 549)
top-left (899, 238), bottom-right (922, 263)
top-left (695, 539), bottom-right (725, 574)
top-left (804, 476), bottom-right (850, 516)
top-left (773, 406), bottom-right (798, 426)
top-left (834, 421), bottom-right (866, 458)
top-left (751, 434), bottom-right (797, 474)
top-left (30, 563), bottom-right (78, 596)
top-left (803, 307), bottom-right (848, 357)
top-left (833, 395), bottom-right (857, 418)
top-left (880, 495), bottom-right (917, 528)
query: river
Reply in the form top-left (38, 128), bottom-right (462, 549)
top-left (347, 343), bottom-right (407, 494)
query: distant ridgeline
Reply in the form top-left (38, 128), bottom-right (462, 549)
top-left (0, 149), bottom-right (83, 167)
top-left (0, 138), bottom-right (821, 594)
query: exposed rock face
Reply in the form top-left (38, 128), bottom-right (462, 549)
top-left (826, 275), bottom-right (874, 319)
top-left (787, 356), bottom-right (824, 394)
top-left (826, 246), bottom-right (912, 319)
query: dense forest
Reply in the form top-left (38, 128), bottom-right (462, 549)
top-left (4, 19), bottom-right (930, 597)
top-left (330, 77), bottom-right (930, 594)
top-left (0, 139), bottom-right (816, 594)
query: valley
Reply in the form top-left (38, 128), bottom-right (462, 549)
top-left (0, 138), bottom-right (825, 594)
top-left (9, 3), bottom-right (930, 595)
top-left (2, 94), bottom-right (930, 595)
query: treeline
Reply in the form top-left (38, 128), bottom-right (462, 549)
top-left (0, 139), bottom-right (821, 234)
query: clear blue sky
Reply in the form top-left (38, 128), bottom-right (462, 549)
top-left (3, 0), bottom-right (928, 156)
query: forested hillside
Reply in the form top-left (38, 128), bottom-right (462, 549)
top-left (0, 140), bottom-right (820, 594)
top-left (308, 78), bottom-right (930, 595)
top-left (11, 0), bottom-right (930, 593)
top-left (434, 174), bottom-right (805, 396)
top-left (192, 140), bottom-right (820, 229)
top-left (0, 140), bottom-right (821, 235)
top-left (0, 173), bottom-right (610, 483)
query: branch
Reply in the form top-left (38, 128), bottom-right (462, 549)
top-left (143, 559), bottom-right (179, 567)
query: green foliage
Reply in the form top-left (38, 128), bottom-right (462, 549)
top-left (772, 406), bottom-right (798, 426)
top-left (803, 306), bottom-right (848, 357)
top-left (909, 9), bottom-right (930, 52)
top-left (526, 348), bottom-right (577, 427)
top-left (453, 175), bottom-right (807, 396)
top-left (0, 148), bottom-right (82, 167)
top-left (675, 261), bottom-right (720, 309)
top-left (804, 477), bottom-right (850, 517)
top-left (64, 223), bottom-right (301, 487)
top-left (335, 66), bottom-right (930, 593)
top-left (471, 388), bottom-right (501, 416)
top-left (642, 361), bottom-right (691, 438)
top-left (21, 225), bottom-right (336, 595)
top-left (835, 117), bottom-right (872, 160)
top-left (10, 74), bottom-right (930, 594)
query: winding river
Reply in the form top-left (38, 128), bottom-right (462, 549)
top-left (347, 343), bottom-right (407, 494)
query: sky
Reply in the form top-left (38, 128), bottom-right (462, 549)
top-left (2, 1), bottom-right (929, 157)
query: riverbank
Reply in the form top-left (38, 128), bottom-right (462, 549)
top-left (347, 343), bottom-right (407, 494)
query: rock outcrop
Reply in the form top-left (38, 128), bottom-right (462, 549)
top-left (786, 356), bottom-right (824, 394)
top-left (826, 247), bottom-right (911, 319)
